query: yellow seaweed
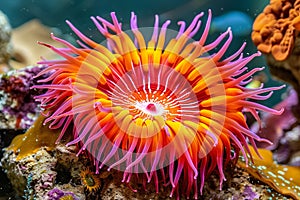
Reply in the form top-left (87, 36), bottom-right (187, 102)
top-left (238, 145), bottom-right (300, 200)
top-left (7, 115), bottom-right (62, 160)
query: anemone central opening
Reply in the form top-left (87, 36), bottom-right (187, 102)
top-left (146, 103), bottom-right (156, 112)
top-left (134, 101), bottom-right (165, 118)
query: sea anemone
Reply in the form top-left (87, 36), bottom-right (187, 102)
top-left (33, 10), bottom-right (284, 198)
top-left (80, 168), bottom-right (101, 193)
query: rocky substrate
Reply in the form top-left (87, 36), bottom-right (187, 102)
top-left (1, 143), bottom-right (290, 200)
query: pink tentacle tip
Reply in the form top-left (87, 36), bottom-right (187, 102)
top-left (226, 27), bottom-right (232, 33)
top-left (257, 51), bottom-right (262, 56)
top-left (94, 102), bottom-right (111, 112)
top-left (280, 84), bottom-right (287, 89)
top-left (276, 107), bottom-right (285, 115)
top-left (261, 138), bottom-right (273, 145)
top-left (54, 141), bottom-right (60, 145)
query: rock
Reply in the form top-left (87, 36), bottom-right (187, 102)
top-left (10, 19), bottom-right (63, 70)
top-left (0, 10), bottom-right (12, 73)
top-left (1, 145), bottom-right (86, 199)
top-left (1, 143), bottom-right (287, 199)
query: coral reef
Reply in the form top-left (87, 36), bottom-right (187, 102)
top-left (252, 0), bottom-right (300, 122)
top-left (0, 65), bottom-right (43, 129)
top-left (0, 65), bottom-right (44, 198)
top-left (252, 0), bottom-right (300, 61)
